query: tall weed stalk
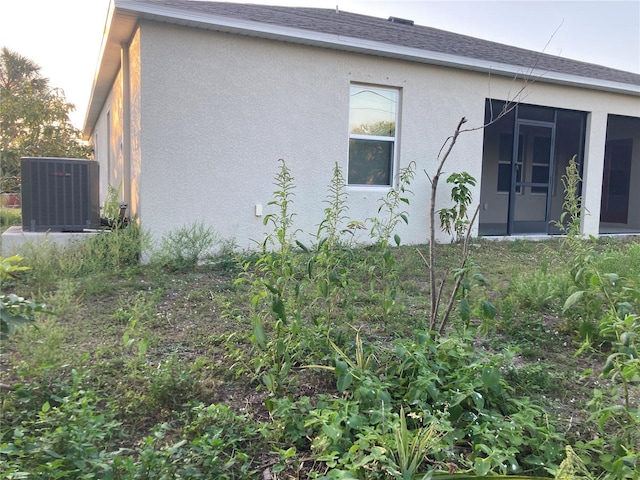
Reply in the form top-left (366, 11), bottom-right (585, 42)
top-left (556, 156), bottom-right (640, 478)
top-left (368, 161), bottom-right (416, 320)
top-left (242, 159), bottom-right (302, 394)
top-left (309, 163), bottom-right (360, 322)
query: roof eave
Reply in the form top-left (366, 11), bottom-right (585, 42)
top-left (83, 1), bottom-right (139, 137)
top-left (83, 0), bottom-right (639, 137)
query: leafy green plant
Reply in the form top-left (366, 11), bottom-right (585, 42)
top-left (240, 159), bottom-right (302, 395)
top-left (387, 406), bottom-right (442, 480)
top-left (555, 156), bottom-right (639, 479)
top-left (1, 254), bottom-right (30, 283)
top-left (600, 312), bottom-right (639, 420)
top-left (11, 317), bottom-right (70, 377)
top-left (115, 289), bottom-right (161, 371)
top-left (438, 171), bottom-right (477, 241)
top-left (113, 403), bottom-right (261, 479)
top-left (0, 293), bottom-right (49, 341)
top-left (368, 161), bottom-right (416, 319)
top-left (263, 159), bottom-right (298, 246)
top-left (264, 395), bottom-right (316, 450)
top-left (1, 256), bottom-right (49, 341)
top-left (102, 182), bottom-right (126, 226)
top-left (506, 266), bottom-right (565, 313)
top-left (421, 118), bottom-right (489, 338)
top-left (304, 395), bottom-right (391, 476)
top-left (553, 156), bottom-right (584, 246)
top-left (308, 162), bottom-right (360, 321)
top-left (79, 221), bottom-right (147, 273)
top-left (389, 333), bottom-right (565, 474)
top-left (305, 326), bottom-right (385, 401)
top-left (368, 161), bottom-right (415, 247)
top-left (0, 370), bottom-right (125, 479)
top-left (148, 355), bottom-right (202, 411)
top-left (576, 310), bottom-right (640, 478)
top-left (14, 222), bottom-right (148, 291)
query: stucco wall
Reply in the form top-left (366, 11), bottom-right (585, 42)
top-left (135, 21), bottom-right (491, 249)
top-left (129, 29), bottom-right (142, 223)
top-left (95, 20), bottom-right (640, 249)
top-left (93, 71), bottom-right (126, 212)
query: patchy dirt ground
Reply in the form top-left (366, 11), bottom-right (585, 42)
top-left (1, 238), bottom-right (638, 477)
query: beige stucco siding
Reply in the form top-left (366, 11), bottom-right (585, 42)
top-left (129, 28), bottom-right (142, 223)
top-left (135, 22), bottom-right (490, 248)
top-left (94, 20), bottom-right (639, 248)
top-left (93, 81), bottom-right (125, 208)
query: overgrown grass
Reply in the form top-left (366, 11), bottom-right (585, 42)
top-left (2, 232), bottom-right (637, 478)
top-left (1, 164), bottom-right (638, 478)
top-left (9, 222), bottom-right (150, 295)
top-left (0, 207), bottom-right (21, 232)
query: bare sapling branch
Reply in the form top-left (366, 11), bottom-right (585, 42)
top-left (422, 28), bottom-right (560, 336)
top-left (427, 116), bottom-right (467, 326)
top-left (425, 105), bottom-right (514, 335)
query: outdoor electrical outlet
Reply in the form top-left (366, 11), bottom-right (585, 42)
top-left (255, 204), bottom-right (262, 216)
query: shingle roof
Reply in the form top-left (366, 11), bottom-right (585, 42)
top-left (84, 0), bottom-right (639, 135)
top-left (134, 0), bottom-right (640, 86)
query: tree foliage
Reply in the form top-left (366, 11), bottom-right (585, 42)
top-left (0, 47), bottom-right (91, 192)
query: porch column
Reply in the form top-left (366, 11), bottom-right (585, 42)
top-left (580, 111), bottom-right (608, 237)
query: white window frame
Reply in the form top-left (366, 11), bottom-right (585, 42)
top-left (347, 84), bottom-right (400, 188)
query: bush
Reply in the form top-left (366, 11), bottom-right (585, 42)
top-left (154, 221), bottom-right (219, 271)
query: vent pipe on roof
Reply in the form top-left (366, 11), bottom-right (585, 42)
top-left (388, 16), bottom-right (414, 26)
top-left (336, 5), bottom-right (339, 13)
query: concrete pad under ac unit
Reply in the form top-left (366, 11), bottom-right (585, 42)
top-left (1, 226), bottom-right (102, 258)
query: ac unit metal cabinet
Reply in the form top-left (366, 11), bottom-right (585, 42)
top-left (21, 157), bottom-right (100, 232)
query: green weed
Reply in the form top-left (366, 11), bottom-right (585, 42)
top-left (1, 256), bottom-right (50, 341)
top-left (154, 221), bottom-right (220, 271)
top-left (555, 157), bottom-right (640, 478)
top-left (0, 369), bottom-right (125, 479)
top-left (14, 222), bottom-right (148, 292)
top-left (0, 207), bottom-right (21, 230)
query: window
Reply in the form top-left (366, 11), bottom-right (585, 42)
top-left (348, 85), bottom-right (399, 186)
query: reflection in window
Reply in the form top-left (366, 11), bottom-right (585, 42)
top-left (348, 85), bottom-right (398, 186)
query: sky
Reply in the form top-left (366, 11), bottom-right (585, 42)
top-left (1, 0), bottom-right (638, 130)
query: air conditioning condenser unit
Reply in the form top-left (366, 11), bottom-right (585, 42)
top-left (21, 157), bottom-right (100, 232)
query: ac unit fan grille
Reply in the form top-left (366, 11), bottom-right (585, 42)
top-left (21, 157), bottom-right (100, 232)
